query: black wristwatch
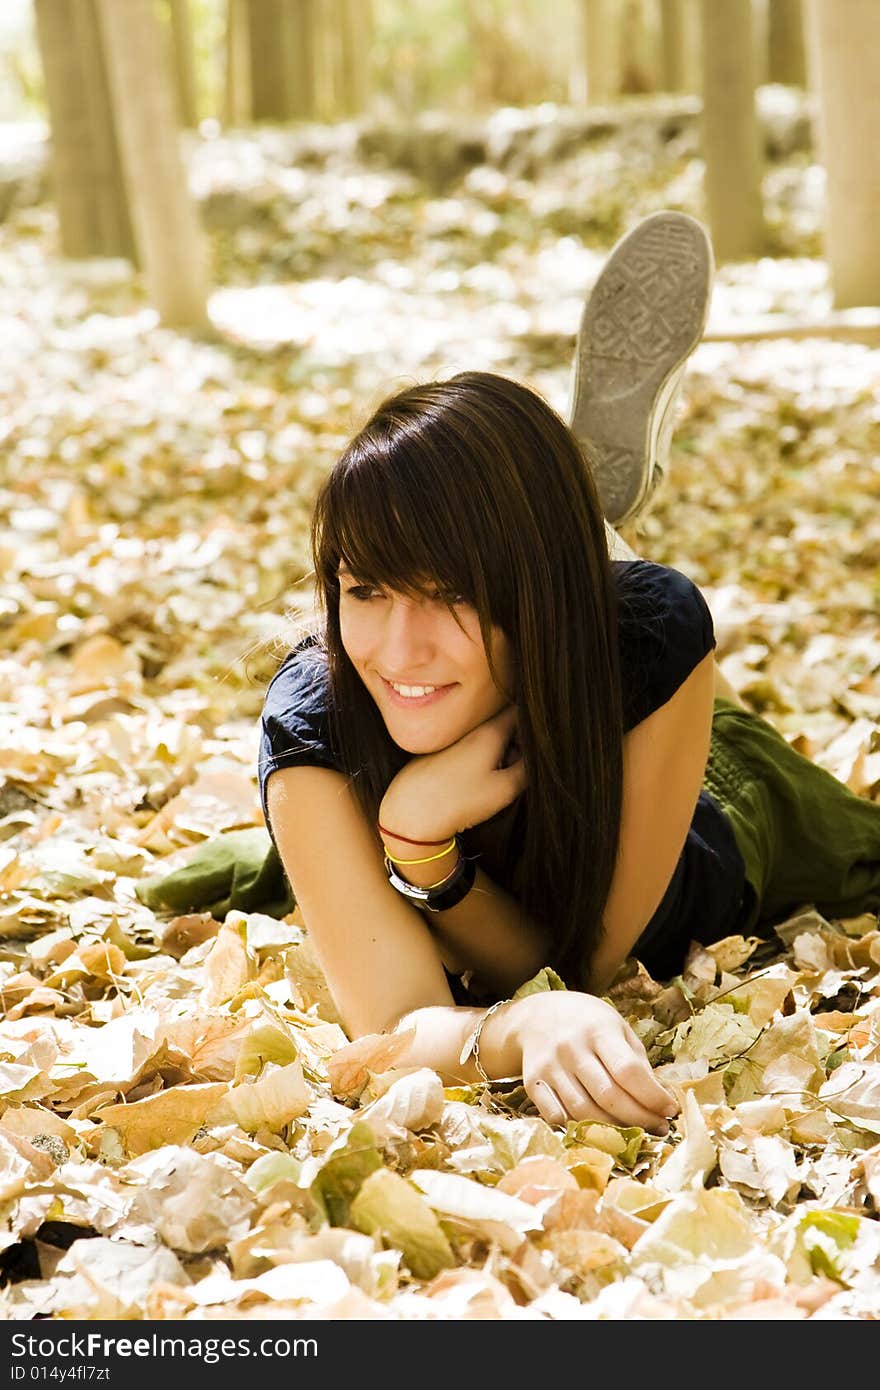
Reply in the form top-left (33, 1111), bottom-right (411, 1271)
top-left (384, 849), bottom-right (476, 913)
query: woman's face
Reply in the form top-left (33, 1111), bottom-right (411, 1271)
top-left (338, 565), bottom-right (515, 753)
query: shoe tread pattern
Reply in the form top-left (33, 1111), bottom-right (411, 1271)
top-left (570, 213), bottom-right (712, 524)
top-left (587, 222), bottom-right (707, 376)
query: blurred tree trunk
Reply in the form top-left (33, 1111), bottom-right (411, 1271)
top-left (805, 0), bottom-right (880, 306)
top-left (34, 0), bottom-right (136, 261)
top-left (579, 0), bottom-right (618, 103)
top-left (167, 0), bottom-right (199, 127)
top-left (318, 0), bottom-right (344, 118)
top-left (320, 0), bottom-right (354, 119)
top-left (95, 0), bottom-right (210, 327)
top-left (768, 0), bottom-right (806, 86)
top-left (224, 0), bottom-right (252, 125)
top-left (73, 1), bottom-right (138, 260)
top-left (246, 0), bottom-right (292, 119)
top-left (337, 0), bottom-right (372, 116)
top-left (287, 0), bottom-right (321, 119)
top-left (699, 0), bottom-right (766, 262)
top-left (620, 0), bottom-right (654, 94)
top-left (244, 0), bottom-right (327, 121)
top-left (464, 0), bottom-right (506, 109)
top-left (660, 0), bottom-right (687, 91)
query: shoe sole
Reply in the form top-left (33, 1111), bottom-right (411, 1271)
top-left (569, 211), bottom-right (714, 525)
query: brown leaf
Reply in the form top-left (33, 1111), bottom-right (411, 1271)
top-left (160, 912), bottom-right (221, 958)
top-left (326, 1029), bottom-right (417, 1101)
top-left (201, 922), bottom-right (255, 1006)
top-left (95, 1082), bottom-right (230, 1156)
top-left (496, 1155), bottom-right (579, 1204)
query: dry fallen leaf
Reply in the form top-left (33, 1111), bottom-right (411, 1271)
top-left (326, 1028), bottom-right (417, 1100)
top-left (95, 1082), bottom-right (231, 1157)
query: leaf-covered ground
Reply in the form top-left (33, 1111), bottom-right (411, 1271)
top-left (0, 106), bottom-right (879, 1320)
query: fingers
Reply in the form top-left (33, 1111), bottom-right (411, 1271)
top-left (569, 1055), bottom-right (671, 1134)
top-left (532, 1074), bottom-right (621, 1128)
top-left (505, 759), bottom-right (527, 794)
top-left (528, 1078), bottom-right (571, 1127)
top-left (595, 1035), bottom-right (678, 1120)
top-left (525, 1018), bottom-right (677, 1132)
top-left (529, 1064), bottom-right (671, 1135)
top-left (488, 705), bottom-right (524, 773)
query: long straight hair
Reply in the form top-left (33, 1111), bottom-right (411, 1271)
top-left (308, 370), bottom-right (624, 990)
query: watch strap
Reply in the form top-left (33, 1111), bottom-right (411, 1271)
top-left (385, 851), bottom-right (476, 913)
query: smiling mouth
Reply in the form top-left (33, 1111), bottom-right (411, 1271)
top-left (381, 677), bottom-right (457, 707)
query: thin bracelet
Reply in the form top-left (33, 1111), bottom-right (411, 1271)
top-left (377, 822), bottom-right (452, 847)
top-left (416, 852), bottom-right (463, 892)
top-left (384, 838), bottom-right (458, 866)
top-left (383, 851), bottom-right (461, 890)
top-left (459, 998), bottom-right (513, 1084)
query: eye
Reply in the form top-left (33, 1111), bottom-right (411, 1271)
top-left (429, 589), bottom-right (467, 606)
top-left (343, 584), bottom-right (381, 601)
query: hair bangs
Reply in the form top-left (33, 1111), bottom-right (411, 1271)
top-left (319, 434), bottom-right (490, 595)
top-left (313, 430), bottom-right (510, 685)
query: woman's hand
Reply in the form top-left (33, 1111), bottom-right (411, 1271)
top-left (504, 990), bottom-right (678, 1134)
top-left (380, 702), bottom-right (527, 842)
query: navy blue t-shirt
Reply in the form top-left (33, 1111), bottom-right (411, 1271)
top-left (258, 560), bottom-right (748, 983)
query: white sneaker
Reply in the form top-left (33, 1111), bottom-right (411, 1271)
top-left (568, 211), bottom-right (714, 526)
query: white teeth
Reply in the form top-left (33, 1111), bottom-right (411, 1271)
top-left (390, 682), bottom-right (438, 698)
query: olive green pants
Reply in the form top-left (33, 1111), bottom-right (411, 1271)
top-left (706, 696), bottom-right (880, 935)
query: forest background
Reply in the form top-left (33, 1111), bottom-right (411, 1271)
top-left (0, 0), bottom-right (879, 1323)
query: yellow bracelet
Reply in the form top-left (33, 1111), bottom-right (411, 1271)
top-left (383, 838), bottom-right (458, 865)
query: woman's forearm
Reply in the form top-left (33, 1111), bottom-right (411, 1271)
top-left (427, 864), bottom-right (551, 994)
top-left (382, 825), bottom-right (551, 995)
top-left (390, 999), bottom-right (523, 1088)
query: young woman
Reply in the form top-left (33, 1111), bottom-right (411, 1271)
top-left (258, 216), bottom-right (880, 1137)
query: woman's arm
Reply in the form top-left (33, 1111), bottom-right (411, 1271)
top-left (264, 763), bottom-right (529, 1084)
top-left (267, 761), bottom-right (548, 1016)
top-left (265, 763), bottom-right (456, 1039)
top-left (376, 702), bottom-right (550, 995)
top-left (265, 764), bottom-right (674, 1129)
top-left (380, 822), bottom-right (552, 996)
top-left (590, 649), bottom-right (716, 992)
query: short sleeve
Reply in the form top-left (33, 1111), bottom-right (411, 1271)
top-left (615, 560), bottom-right (716, 732)
top-left (257, 640), bottom-right (341, 833)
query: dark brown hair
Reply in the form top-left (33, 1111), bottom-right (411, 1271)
top-left (309, 370), bottom-right (625, 990)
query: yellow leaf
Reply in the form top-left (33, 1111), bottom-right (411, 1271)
top-left (350, 1169), bottom-right (455, 1280)
top-left (565, 1147), bottom-right (615, 1193)
top-left (496, 1155), bottom-right (579, 1202)
top-left (201, 921), bottom-right (255, 1006)
top-left (79, 941), bottom-right (127, 982)
top-left (210, 1060), bottom-right (310, 1133)
top-left (95, 1082), bottom-right (229, 1156)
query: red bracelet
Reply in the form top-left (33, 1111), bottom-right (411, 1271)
top-left (376, 821), bottom-right (451, 846)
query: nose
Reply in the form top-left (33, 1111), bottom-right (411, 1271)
top-left (378, 595), bottom-right (437, 677)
